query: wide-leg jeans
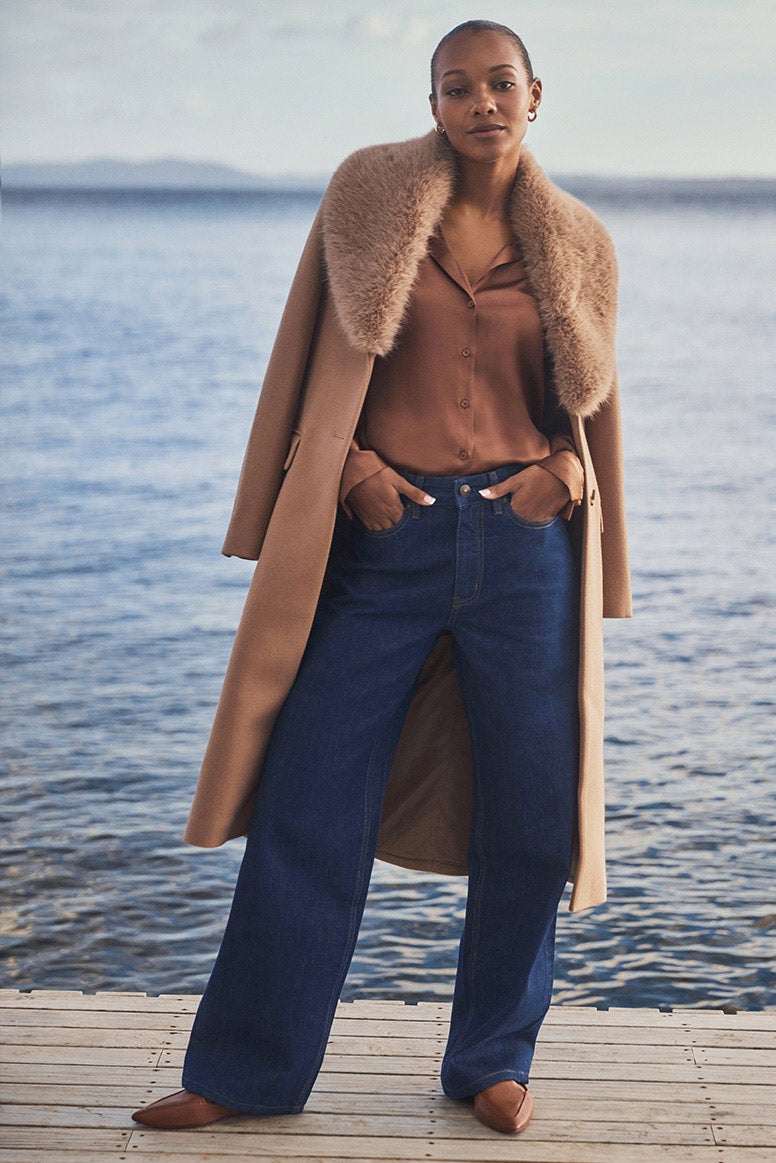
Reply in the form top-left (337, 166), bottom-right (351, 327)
top-left (181, 461), bottom-right (580, 1113)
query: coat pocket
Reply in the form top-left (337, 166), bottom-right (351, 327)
top-left (283, 428), bottom-right (302, 471)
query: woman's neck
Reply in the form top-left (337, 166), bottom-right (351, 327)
top-left (450, 148), bottom-right (521, 221)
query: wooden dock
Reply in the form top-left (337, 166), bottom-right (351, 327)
top-left (0, 990), bottom-right (773, 1161)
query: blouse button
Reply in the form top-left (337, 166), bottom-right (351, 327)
top-left (460, 398), bottom-right (470, 408)
top-left (467, 299), bottom-right (475, 309)
top-left (458, 449), bottom-right (469, 460)
top-left (461, 347), bottom-right (471, 357)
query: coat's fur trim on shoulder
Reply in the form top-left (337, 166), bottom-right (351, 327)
top-left (321, 134), bottom-right (454, 362)
top-left (508, 144), bottom-right (619, 417)
top-left (321, 130), bottom-right (618, 418)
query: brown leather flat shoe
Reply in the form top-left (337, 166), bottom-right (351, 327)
top-left (131, 1088), bottom-right (241, 1129)
top-left (473, 1079), bottom-right (534, 1133)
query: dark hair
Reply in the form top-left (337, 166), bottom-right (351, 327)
top-left (430, 20), bottom-right (534, 100)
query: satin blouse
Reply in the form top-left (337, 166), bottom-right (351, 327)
top-left (338, 222), bottom-right (585, 520)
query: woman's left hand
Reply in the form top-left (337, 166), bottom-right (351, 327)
top-left (478, 465), bottom-right (569, 522)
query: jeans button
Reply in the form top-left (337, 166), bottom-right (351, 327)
top-left (459, 483), bottom-right (472, 496)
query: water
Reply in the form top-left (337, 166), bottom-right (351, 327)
top-left (2, 185), bottom-right (774, 1010)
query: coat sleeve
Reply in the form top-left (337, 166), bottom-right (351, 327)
top-left (584, 370), bottom-right (633, 619)
top-left (220, 201), bottom-right (326, 560)
top-left (338, 436), bottom-right (390, 518)
top-left (535, 434), bottom-right (585, 521)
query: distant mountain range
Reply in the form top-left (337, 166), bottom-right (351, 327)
top-left (2, 158), bottom-right (329, 190)
top-left (3, 158), bottom-right (774, 204)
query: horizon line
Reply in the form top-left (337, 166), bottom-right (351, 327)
top-left (3, 157), bottom-right (775, 184)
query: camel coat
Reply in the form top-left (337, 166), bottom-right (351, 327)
top-left (183, 130), bottom-right (633, 914)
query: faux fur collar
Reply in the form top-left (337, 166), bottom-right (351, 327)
top-left (320, 130), bottom-right (618, 418)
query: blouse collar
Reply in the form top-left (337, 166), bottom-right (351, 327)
top-left (427, 222), bottom-right (524, 293)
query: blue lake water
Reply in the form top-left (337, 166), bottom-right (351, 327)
top-left (1, 185), bottom-right (774, 1009)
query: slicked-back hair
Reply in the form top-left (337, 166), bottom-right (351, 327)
top-left (430, 20), bottom-right (534, 99)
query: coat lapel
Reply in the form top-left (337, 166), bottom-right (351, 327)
top-left (320, 130), bottom-right (618, 418)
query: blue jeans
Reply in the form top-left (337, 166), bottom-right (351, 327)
top-left (182, 461), bottom-right (580, 1113)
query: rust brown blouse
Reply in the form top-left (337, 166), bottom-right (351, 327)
top-left (338, 222), bottom-right (585, 520)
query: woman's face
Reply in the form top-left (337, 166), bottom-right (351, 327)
top-left (429, 30), bottom-right (541, 163)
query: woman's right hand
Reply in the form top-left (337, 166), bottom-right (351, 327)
top-left (347, 467), bottom-right (436, 530)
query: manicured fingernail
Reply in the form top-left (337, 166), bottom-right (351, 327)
top-left (424, 494), bottom-right (436, 504)
top-left (479, 488), bottom-right (492, 497)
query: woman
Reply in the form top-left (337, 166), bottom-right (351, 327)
top-left (132, 19), bottom-right (631, 1137)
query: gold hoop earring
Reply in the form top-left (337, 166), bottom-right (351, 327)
top-left (434, 123), bottom-right (446, 135)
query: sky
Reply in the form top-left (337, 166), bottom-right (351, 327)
top-left (2, 0), bottom-right (774, 179)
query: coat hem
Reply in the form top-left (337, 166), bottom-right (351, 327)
top-left (374, 847), bottom-right (468, 876)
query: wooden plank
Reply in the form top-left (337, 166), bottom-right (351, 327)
top-left (0, 1008), bottom-right (186, 1031)
top-left (162, 1049), bottom-right (775, 1084)
top-left (676, 1030), bottom-right (776, 1050)
top-left (0, 1025), bottom-right (710, 1065)
top-left (0, 991), bottom-right (201, 1013)
top-left (5, 1007), bottom-right (773, 1049)
top-left (0, 1127), bottom-right (129, 1150)
top-left (1, 1083), bottom-right (178, 1107)
top-left (320, 1075), bottom-right (776, 1104)
top-left (1, 1151), bottom-right (773, 1163)
top-left (2, 991), bottom-right (772, 1028)
top-left (6, 1088), bottom-right (776, 1125)
top-left (0, 1064), bottom-right (184, 1087)
top-left (693, 1047), bottom-right (776, 1067)
top-left (0, 1104), bottom-right (133, 1128)
top-left (430, 1039), bottom-right (694, 1064)
top-left (0, 1104), bottom-right (717, 1146)
top-left (0, 1027), bottom-right (187, 1050)
top-left (713, 1124), bottom-right (776, 1147)
top-left (0, 1154), bottom-right (131, 1163)
top-left (5, 1082), bottom-right (776, 1125)
top-left (541, 1026), bottom-right (776, 1049)
top-left (651, 1012), bottom-right (776, 1031)
top-left (3, 1060), bottom-right (774, 1103)
top-left (689, 1064), bottom-right (774, 1084)
top-left (0, 1010), bottom-right (444, 1033)
top-left (160, 1049), bottom-right (442, 1073)
top-left (0, 993), bottom-right (438, 1017)
top-left (0, 1063), bottom-right (435, 1089)
top-left (532, 1043), bottom-right (692, 1064)
top-left (0, 1045), bottom-right (160, 1067)
top-left (156, 1038), bottom-right (693, 1065)
top-left (702, 1102), bottom-right (776, 1126)
top-left (4, 1092), bottom-right (774, 1125)
top-left (123, 1129), bottom-right (776, 1160)
top-left (543, 1010), bottom-right (776, 1030)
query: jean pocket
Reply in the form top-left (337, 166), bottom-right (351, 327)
top-left (353, 497), bottom-right (413, 536)
top-left (503, 494), bottom-right (561, 529)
